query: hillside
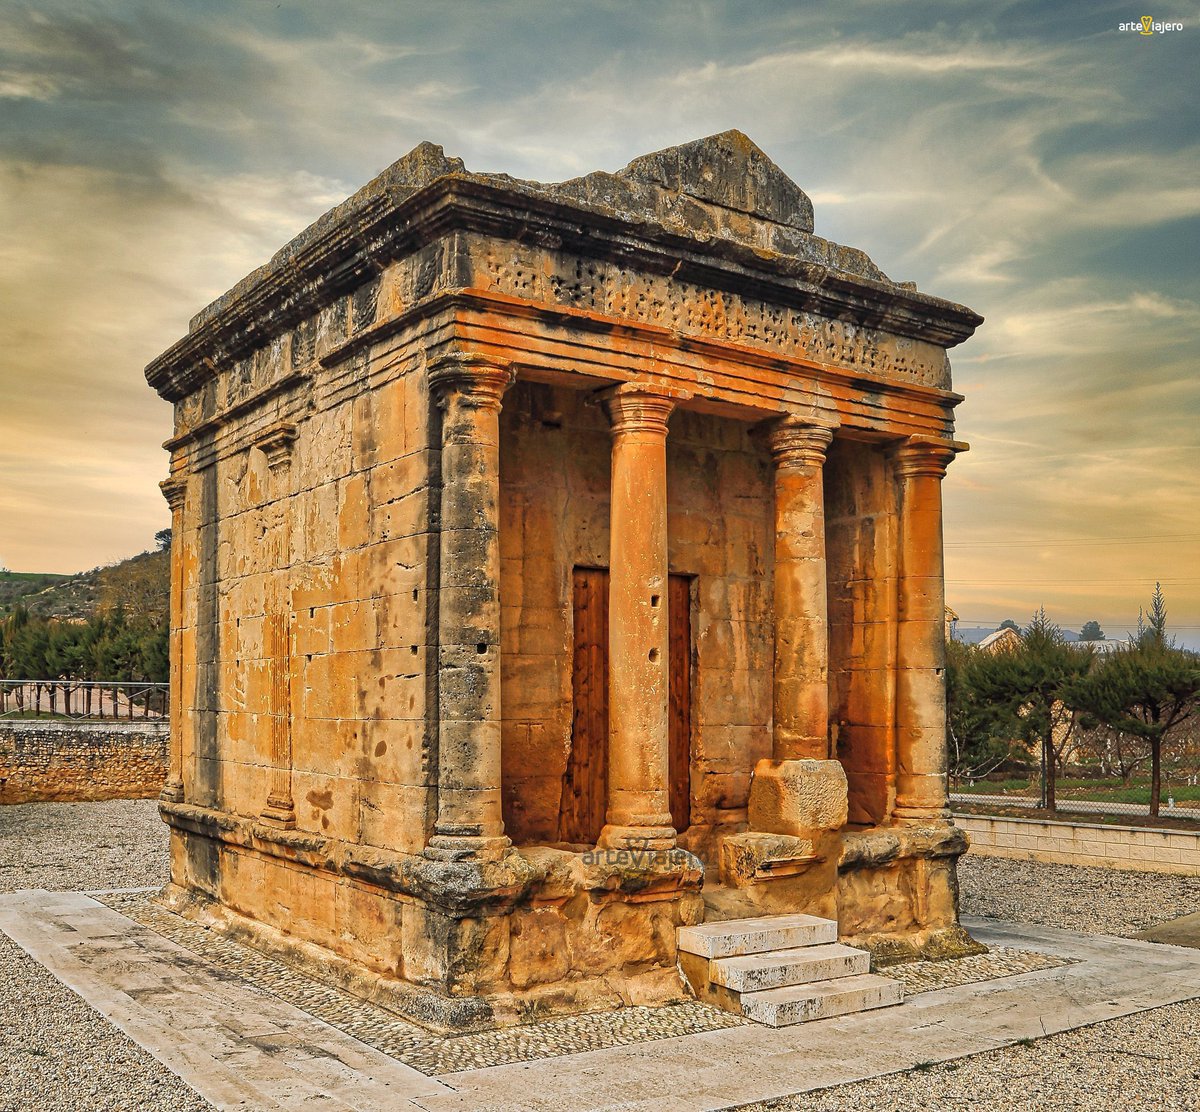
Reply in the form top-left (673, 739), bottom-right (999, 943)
top-left (0, 571), bottom-right (70, 612)
top-left (0, 549), bottom-right (170, 622)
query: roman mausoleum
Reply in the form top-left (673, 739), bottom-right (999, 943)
top-left (147, 132), bottom-right (983, 1030)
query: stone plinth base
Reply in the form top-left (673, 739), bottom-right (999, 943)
top-left (836, 821), bottom-right (985, 963)
top-left (159, 802), bottom-right (704, 1032)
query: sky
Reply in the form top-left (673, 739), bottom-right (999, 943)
top-left (0, 0), bottom-right (1197, 646)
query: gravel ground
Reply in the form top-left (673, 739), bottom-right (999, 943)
top-left (0, 800), bottom-right (211, 1112)
top-left (959, 853), bottom-right (1200, 937)
top-left (4, 802), bottom-right (1200, 1111)
top-left (733, 854), bottom-right (1200, 1112)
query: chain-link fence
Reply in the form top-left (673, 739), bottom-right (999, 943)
top-left (950, 759), bottom-right (1200, 826)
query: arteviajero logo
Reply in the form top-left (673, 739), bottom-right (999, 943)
top-left (1119, 15), bottom-right (1184, 32)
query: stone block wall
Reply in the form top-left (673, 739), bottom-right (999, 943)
top-left (0, 721), bottom-right (168, 803)
top-left (956, 813), bottom-right (1200, 875)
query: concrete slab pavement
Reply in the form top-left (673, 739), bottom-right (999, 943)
top-left (4, 892), bottom-right (1200, 1112)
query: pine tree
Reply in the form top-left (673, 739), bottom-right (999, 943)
top-left (1069, 585), bottom-right (1200, 817)
top-left (969, 608), bottom-right (1093, 812)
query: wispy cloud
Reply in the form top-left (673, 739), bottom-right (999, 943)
top-left (0, 0), bottom-right (1195, 643)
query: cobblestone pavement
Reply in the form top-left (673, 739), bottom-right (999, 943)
top-left (5, 799), bottom-right (1200, 1110)
top-left (99, 891), bottom-right (750, 1076)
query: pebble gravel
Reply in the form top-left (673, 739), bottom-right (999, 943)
top-left (732, 854), bottom-right (1200, 1112)
top-left (5, 800), bottom-right (1200, 1111)
top-left (0, 799), bottom-right (211, 1112)
top-left (959, 853), bottom-right (1200, 936)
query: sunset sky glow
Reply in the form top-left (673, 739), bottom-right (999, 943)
top-left (1, 0), bottom-right (1196, 645)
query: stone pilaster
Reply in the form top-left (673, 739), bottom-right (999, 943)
top-left (256, 422), bottom-right (299, 829)
top-left (598, 384), bottom-right (681, 851)
top-left (425, 355), bottom-right (515, 862)
top-left (158, 474), bottom-right (188, 805)
top-left (890, 435), bottom-right (964, 824)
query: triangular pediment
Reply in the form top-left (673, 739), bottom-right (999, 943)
top-left (617, 130), bottom-right (813, 232)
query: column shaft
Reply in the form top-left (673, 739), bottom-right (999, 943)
top-left (892, 436), bottom-right (962, 823)
top-left (769, 418), bottom-right (835, 761)
top-left (599, 384), bottom-right (680, 851)
top-left (426, 356), bottom-right (514, 862)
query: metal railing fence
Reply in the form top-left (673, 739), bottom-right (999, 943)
top-left (0, 680), bottom-right (168, 721)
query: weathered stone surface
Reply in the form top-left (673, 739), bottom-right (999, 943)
top-left (145, 131), bottom-right (979, 1030)
top-left (747, 757), bottom-right (849, 836)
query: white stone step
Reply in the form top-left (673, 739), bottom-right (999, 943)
top-left (738, 973), bottom-right (903, 1027)
top-left (711, 942), bottom-right (871, 993)
top-left (677, 914), bottom-right (837, 959)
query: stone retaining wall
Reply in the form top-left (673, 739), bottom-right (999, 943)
top-left (956, 813), bottom-right (1200, 875)
top-left (0, 721), bottom-right (168, 804)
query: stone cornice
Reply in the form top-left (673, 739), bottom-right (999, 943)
top-left (145, 176), bottom-right (984, 403)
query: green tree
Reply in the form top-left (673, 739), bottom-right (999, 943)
top-left (999, 619), bottom-right (1020, 632)
top-left (1069, 585), bottom-right (1200, 817)
top-left (969, 609), bottom-right (1093, 812)
top-left (1079, 620), bottom-right (1104, 642)
top-left (946, 639), bottom-right (1023, 778)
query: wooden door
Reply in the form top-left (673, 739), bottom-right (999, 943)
top-left (561, 568), bottom-right (609, 844)
top-left (560, 568), bottom-right (692, 844)
top-left (668, 574), bottom-right (693, 834)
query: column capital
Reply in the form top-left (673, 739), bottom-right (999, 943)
top-left (598, 383), bottom-right (691, 437)
top-left (253, 421), bottom-right (298, 472)
top-left (890, 436), bottom-right (968, 480)
top-left (766, 416), bottom-right (837, 469)
top-left (159, 477), bottom-right (187, 513)
top-left (428, 354), bottom-right (515, 409)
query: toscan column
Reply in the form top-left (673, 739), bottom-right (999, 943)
top-left (425, 354), bottom-right (515, 863)
top-left (598, 384), bottom-right (683, 852)
top-left (891, 435), bottom-right (964, 824)
top-left (747, 416), bottom-right (847, 839)
top-left (768, 417), bottom-right (836, 762)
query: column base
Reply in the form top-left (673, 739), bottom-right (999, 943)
top-left (597, 823), bottom-right (677, 851)
top-left (891, 805), bottom-right (951, 825)
top-left (259, 797), bottom-right (297, 830)
top-left (424, 833), bottom-right (512, 863)
top-left (159, 780), bottom-right (184, 804)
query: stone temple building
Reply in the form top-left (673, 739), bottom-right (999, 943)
top-left (147, 132), bottom-right (982, 1030)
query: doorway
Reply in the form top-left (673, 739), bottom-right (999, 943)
top-left (560, 567), bottom-right (692, 844)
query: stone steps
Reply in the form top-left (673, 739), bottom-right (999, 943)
top-left (679, 914), bottom-right (903, 1028)
top-left (711, 942), bottom-right (871, 992)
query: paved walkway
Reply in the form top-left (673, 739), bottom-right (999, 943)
top-left (4, 890), bottom-right (1200, 1111)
